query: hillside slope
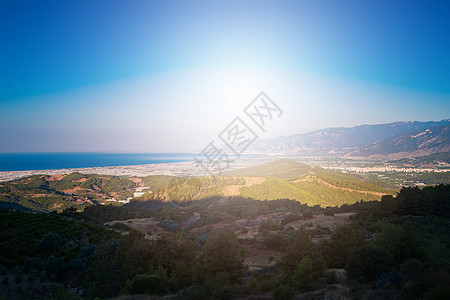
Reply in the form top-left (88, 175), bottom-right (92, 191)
top-left (348, 125), bottom-right (450, 159)
top-left (224, 159), bottom-right (311, 180)
top-left (135, 159), bottom-right (396, 207)
top-left (0, 172), bottom-right (137, 212)
top-left (247, 120), bottom-right (450, 154)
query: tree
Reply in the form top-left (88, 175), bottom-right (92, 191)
top-left (291, 256), bottom-right (325, 291)
top-left (322, 224), bottom-right (366, 268)
top-left (35, 232), bottom-right (62, 254)
top-left (345, 244), bottom-right (394, 282)
top-left (201, 230), bottom-right (245, 282)
top-left (278, 229), bottom-right (313, 275)
top-left (121, 272), bottom-right (169, 295)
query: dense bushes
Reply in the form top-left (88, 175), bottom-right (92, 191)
top-left (345, 244), bottom-right (395, 282)
top-left (201, 230), bottom-right (246, 282)
top-left (121, 272), bottom-right (170, 295)
top-left (321, 224), bottom-right (366, 268)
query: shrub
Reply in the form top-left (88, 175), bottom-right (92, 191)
top-left (0, 266), bottom-right (7, 275)
top-left (260, 220), bottom-right (282, 232)
top-left (290, 256), bottom-right (326, 291)
top-left (273, 285), bottom-right (295, 300)
top-left (400, 259), bottom-right (423, 281)
top-left (345, 245), bottom-right (395, 282)
top-left (158, 219), bottom-right (180, 232)
top-left (109, 222), bottom-right (132, 232)
top-left (426, 285), bottom-right (450, 300)
top-left (263, 234), bottom-right (288, 251)
top-left (302, 208), bottom-right (314, 219)
top-left (22, 258), bottom-right (43, 275)
top-left (204, 272), bottom-right (235, 300)
top-left (35, 233), bottom-right (62, 254)
top-left (326, 270), bottom-right (337, 284)
top-left (201, 231), bottom-right (245, 282)
top-left (121, 273), bottom-right (169, 295)
top-left (281, 214), bottom-right (302, 226)
top-left (278, 229), bottom-right (313, 274)
top-left (322, 224), bottom-right (366, 268)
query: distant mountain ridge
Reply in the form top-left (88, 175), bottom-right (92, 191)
top-left (247, 119), bottom-right (450, 157)
top-left (348, 125), bottom-right (450, 159)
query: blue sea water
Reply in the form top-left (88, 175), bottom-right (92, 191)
top-left (0, 153), bottom-right (195, 172)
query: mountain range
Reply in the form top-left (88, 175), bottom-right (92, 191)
top-left (247, 119), bottom-right (450, 159)
top-left (348, 125), bottom-right (450, 159)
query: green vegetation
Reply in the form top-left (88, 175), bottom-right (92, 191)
top-left (1, 159), bottom-right (448, 299)
top-left (240, 177), bottom-right (388, 207)
top-left (225, 158), bottom-right (311, 180)
top-left (0, 173), bottom-right (137, 212)
top-left (140, 176), bottom-right (245, 201)
top-left (139, 175), bottom-right (176, 190)
top-left (136, 160), bottom-right (397, 207)
top-left (0, 183), bottom-right (449, 299)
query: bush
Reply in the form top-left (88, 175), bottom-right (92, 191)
top-left (302, 208), bottom-right (314, 219)
top-left (322, 224), bottom-right (366, 268)
top-left (158, 219), bottom-right (180, 232)
top-left (263, 234), bottom-right (288, 251)
top-left (281, 214), bottom-right (302, 226)
top-left (109, 222), bottom-right (132, 232)
top-left (201, 231), bottom-right (245, 282)
top-left (204, 272), bottom-right (235, 300)
top-left (426, 285), bottom-right (450, 300)
top-left (345, 245), bottom-right (395, 282)
top-left (121, 273), bottom-right (169, 295)
top-left (273, 285), bottom-right (295, 300)
top-left (291, 256), bottom-right (325, 291)
top-left (0, 266), bottom-right (7, 275)
top-left (400, 259), bottom-right (423, 281)
top-left (278, 229), bottom-right (313, 274)
top-left (22, 257), bottom-right (43, 275)
top-left (326, 270), bottom-right (337, 284)
top-left (35, 233), bottom-right (62, 254)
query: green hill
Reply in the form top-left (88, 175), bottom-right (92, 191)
top-left (0, 173), bottom-right (137, 212)
top-left (136, 159), bottom-right (397, 207)
top-left (225, 158), bottom-right (311, 180)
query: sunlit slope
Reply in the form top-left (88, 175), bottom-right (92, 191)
top-left (137, 159), bottom-right (396, 207)
top-left (224, 158), bottom-right (311, 180)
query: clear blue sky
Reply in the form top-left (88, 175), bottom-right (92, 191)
top-left (1, 0), bottom-right (449, 152)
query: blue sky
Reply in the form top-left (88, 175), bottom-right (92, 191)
top-left (1, 0), bottom-right (449, 152)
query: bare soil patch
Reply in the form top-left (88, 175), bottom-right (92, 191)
top-left (73, 178), bottom-right (88, 183)
top-left (243, 243), bottom-right (282, 271)
top-left (284, 212), bottom-right (354, 231)
top-left (105, 218), bottom-right (164, 239)
top-left (44, 174), bottom-right (66, 181)
top-left (62, 186), bottom-right (85, 194)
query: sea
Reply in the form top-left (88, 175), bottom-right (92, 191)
top-left (0, 153), bottom-right (196, 172)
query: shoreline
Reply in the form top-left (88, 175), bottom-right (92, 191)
top-left (0, 161), bottom-right (200, 182)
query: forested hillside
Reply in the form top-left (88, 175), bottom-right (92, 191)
top-left (1, 184), bottom-right (449, 299)
top-left (136, 159), bottom-right (396, 207)
top-left (0, 173), bottom-right (136, 212)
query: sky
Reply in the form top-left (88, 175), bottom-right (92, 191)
top-left (1, 0), bottom-right (449, 153)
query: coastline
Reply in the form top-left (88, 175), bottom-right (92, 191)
top-left (0, 161), bottom-right (199, 182)
top-left (0, 155), bottom-right (275, 183)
